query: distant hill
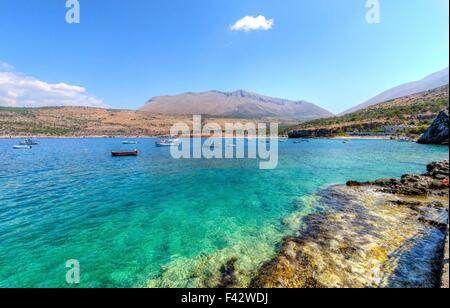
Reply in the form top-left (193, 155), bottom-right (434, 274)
top-left (289, 85), bottom-right (449, 137)
top-left (342, 67), bottom-right (449, 115)
top-left (140, 90), bottom-right (333, 121)
top-left (0, 106), bottom-right (268, 137)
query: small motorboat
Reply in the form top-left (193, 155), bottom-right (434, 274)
top-left (111, 150), bottom-right (138, 157)
top-left (155, 139), bottom-right (180, 147)
top-left (396, 137), bottom-right (411, 142)
top-left (20, 138), bottom-right (39, 145)
top-left (294, 139), bottom-right (310, 144)
top-left (14, 145), bottom-right (32, 149)
top-left (122, 140), bottom-right (139, 145)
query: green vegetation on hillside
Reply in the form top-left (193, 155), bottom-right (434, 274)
top-left (0, 107), bottom-right (35, 116)
top-left (292, 86), bottom-right (449, 134)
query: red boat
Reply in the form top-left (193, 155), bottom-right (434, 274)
top-left (111, 150), bottom-right (139, 157)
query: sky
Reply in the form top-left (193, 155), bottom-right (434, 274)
top-left (0, 0), bottom-right (448, 114)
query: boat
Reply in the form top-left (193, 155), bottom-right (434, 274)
top-left (278, 139), bottom-right (289, 143)
top-left (343, 140), bottom-right (350, 144)
top-left (122, 141), bottom-right (139, 145)
top-left (111, 150), bottom-right (138, 157)
top-left (294, 139), bottom-right (309, 144)
top-left (19, 138), bottom-right (39, 145)
top-left (396, 137), bottom-right (412, 142)
top-left (155, 139), bottom-right (180, 147)
top-left (14, 145), bottom-right (32, 149)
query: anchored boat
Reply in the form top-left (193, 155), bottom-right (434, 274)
top-left (20, 138), bottom-right (39, 145)
top-left (111, 150), bottom-right (139, 157)
top-left (14, 145), bottom-right (32, 149)
top-left (155, 139), bottom-right (180, 147)
top-left (122, 141), bottom-right (139, 145)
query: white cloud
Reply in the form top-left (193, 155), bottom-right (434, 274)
top-left (0, 61), bottom-right (14, 72)
top-left (0, 65), bottom-right (108, 108)
top-left (230, 15), bottom-right (274, 32)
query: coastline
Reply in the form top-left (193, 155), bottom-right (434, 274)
top-left (0, 135), bottom-right (406, 140)
top-left (331, 135), bottom-right (394, 140)
top-left (251, 161), bottom-right (449, 288)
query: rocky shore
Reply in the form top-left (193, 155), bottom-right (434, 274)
top-left (251, 161), bottom-right (449, 288)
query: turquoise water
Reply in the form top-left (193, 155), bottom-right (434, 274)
top-left (0, 138), bottom-right (448, 287)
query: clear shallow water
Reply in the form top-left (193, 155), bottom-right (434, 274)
top-left (0, 138), bottom-right (447, 287)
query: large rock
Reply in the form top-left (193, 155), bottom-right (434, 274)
top-left (252, 161), bottom-right (449, 288)
top-left (418, 109), bottom-right (449, 145)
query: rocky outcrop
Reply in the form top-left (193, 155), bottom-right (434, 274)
top-left (347, 161), bottom-right (449, 196)
top-left (418, 109), bottom-right (449, 145)
top-left (252, 161), bottom-right (449, 288)
top-left (288, 123), bottom-right (386, 138)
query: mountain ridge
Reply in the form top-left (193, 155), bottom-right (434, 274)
top-left (341, 67), bottom-right (449, 115)
top-left (140, 89), bottom-right (334, 121)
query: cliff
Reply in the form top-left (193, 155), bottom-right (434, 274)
top-left (418, 109), bottom-right (449, 145)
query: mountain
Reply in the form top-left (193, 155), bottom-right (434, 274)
top-left (342, 67), bottom-right (449, 114)
top-left (139, 90), bottom-right (334, 121)
top-left (288, 85), bottom-right (449, 138)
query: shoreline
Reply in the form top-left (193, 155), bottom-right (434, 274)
top-left (331, 135), bottom-right (395, 140)
top-left (251, 161), bottom-right (449, 288)
top-left (0, 135), bottom-right (410, 141)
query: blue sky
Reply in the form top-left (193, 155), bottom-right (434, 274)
top-left (0, 0), bottom-right (448, 113)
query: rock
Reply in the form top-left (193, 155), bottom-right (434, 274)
top-left (346, 181), bottom-right (364, 187)
top-left (435, 174), bottom-right (447, 180)
top-left (441, 228), bottom-right (449, 289)
top-left (217, 257), bottom-right (238, 288)
top-left (374, 178), bottom-right (399, 186)
top-left (427, 161), bottom-right (449, 178)
top-left (253, 185), bottom-right (448, 288)
top-left (253, 162), bottom-right (449, 288)
top-left (346, 162), bottom-right (448, 197)
top-left (418, 109), bottom-right (449, 145)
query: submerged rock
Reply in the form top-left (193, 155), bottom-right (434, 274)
top-left (418, 109), bottom-right (449, 145)
top-left (252, 161), bottom-right (449, 288)
top-left (217, 257), bottom-right (238, 288)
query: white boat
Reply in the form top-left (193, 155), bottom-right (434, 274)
top-left (155, 138), bottom-right (180, 147)
top-left (397, 138), bottom-right (412, 142)
top-left (14, 145), bottom-right (32, 149)
top-left (122, 141), bottom-right (139, 144)
top-left (19, 138), bottom-right (39, 145)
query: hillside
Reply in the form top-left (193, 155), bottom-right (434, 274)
top-left (289, 85), bottom-right (449, 137)
top-left (140, 90), bottom-right (333, 121)
top-left (342, 67), bottom-right (449, 114)
top-left (0, 107), bottom-right (266, 137)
